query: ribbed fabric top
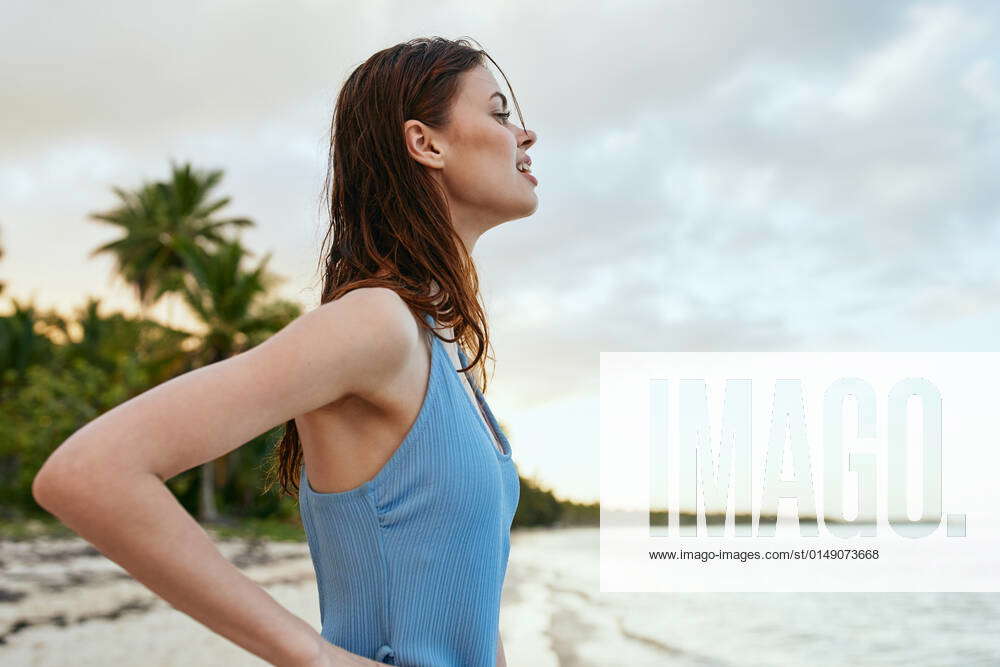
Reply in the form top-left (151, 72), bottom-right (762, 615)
top-left (298, 313), bottom-right (520, 665)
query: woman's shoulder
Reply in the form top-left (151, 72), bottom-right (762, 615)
top-left (318, 286), bottom-right (423, 337)
top-left (308, 287), bottom-right (427, 395)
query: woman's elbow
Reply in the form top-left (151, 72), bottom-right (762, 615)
top-left (32, 459), bottom-right (67, 511)
top-left (31, 442), bottom-right (100, 510)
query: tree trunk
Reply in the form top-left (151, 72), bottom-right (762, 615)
top-left (199, 460), bottom-right (218, 522)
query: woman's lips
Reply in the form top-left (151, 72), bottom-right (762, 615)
top-left (519, 169), bottom-right (538, 186)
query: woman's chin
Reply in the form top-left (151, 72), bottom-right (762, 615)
top-left (512, 196), bottom-right (539, 220)
top-left (525, 196), bottom-right (539, 216)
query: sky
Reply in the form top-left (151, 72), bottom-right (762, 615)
top-left (2, 0), bottom-right (999, 503)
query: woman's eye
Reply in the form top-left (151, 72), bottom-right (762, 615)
top-left (494, 111), bottom-right (512, 124)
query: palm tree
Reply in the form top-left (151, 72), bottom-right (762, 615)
top-left (53, 297), bottom-right (195, 388)
top-left (0, 223), bottom-right (6, 296)
top-left (0, 299), bottom-right (60, 389)
top-left (172, 236), bottom-right (299, 521)
top-left (88, 163), bottom-right (266, 522)
top-left (88, 162), bottom-right (255, 321)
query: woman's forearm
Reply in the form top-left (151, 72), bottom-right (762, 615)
top-left (33, 464), bottom-right (365, 666)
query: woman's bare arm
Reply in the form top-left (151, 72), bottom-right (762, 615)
top-left (31, 287), bottom-right (419, 666)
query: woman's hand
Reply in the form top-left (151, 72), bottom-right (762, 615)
top-left (296, 635), bottom-right (384, 666)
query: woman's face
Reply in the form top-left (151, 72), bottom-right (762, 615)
top-left (404, 65), bottom-right (538, 243)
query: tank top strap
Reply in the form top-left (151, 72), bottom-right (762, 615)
top-left (455, 343), bottom-right (470, 372)
top-left (421, 312), bottom-right (510, 456)
top-left (453, 335), bottom-right (511, 456)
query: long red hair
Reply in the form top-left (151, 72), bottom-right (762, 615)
top-left (264, 36), bottom-right (526, 498)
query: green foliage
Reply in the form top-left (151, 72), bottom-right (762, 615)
top-left (0, 356), bottom-right (144, 514)
top-left (512, 474), bottom-right (563, 527)
top-left (0, 306), bottom-right (196, 516)
top-left (206, 517), bottom-right (307, 542)
top-left (217, 425), bottom-right (301, 521)
top-left (0, 162), bottom-right (588, 534)
top-left (88, 161), bottom-right (254, 310)
top-left (0, 299), bottom-right (60, 389)
top-left (170, 236), bottom-right (292, 365)
top-left (160, 425), bottom-right (301, 522)
top-left (85, 162), bottom-right (298, 522)
top-left (0, 516), bottom-right (76, 540)
top-left (555, 498), bottom-right (600, 526)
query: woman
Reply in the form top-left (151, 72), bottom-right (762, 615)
top-left (32, 36), bottom-right (538, 666)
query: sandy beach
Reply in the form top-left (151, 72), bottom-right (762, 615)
top-left (0, 526), bottom-right (579, 666)
top-left (4, 526), bottom-right (998, 666)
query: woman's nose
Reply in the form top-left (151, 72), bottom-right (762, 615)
top-left (519, 128), bottom-right (537, 149)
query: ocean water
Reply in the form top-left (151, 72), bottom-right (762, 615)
top-left (503, 526), bottom-right (1000, 666)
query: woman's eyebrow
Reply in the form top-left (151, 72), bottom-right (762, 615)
top-left (489, 91), bottom-right (508, 110)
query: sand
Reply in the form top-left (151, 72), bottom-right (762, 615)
top-left (0, 527), bottom-right (571, 666)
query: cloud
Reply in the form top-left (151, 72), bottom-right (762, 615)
top-left (2, 0), bottom-right (999, 406)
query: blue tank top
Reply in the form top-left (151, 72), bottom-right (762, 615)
top-left (298, 313), bottom-right (520, 665)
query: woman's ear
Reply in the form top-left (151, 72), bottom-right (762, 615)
top-left (403, 119), bottom-right (445, 170)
